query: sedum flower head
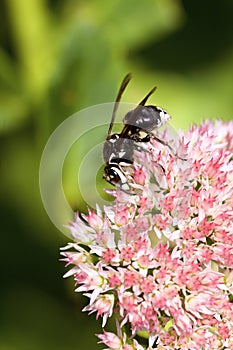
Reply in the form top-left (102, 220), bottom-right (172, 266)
top-left (61, 120), bottom-right (233, 350)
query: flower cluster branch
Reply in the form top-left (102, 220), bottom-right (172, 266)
top-left (61, 120), bottom-right (233, 350)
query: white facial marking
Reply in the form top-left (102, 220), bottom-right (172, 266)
top-left (112, 166), bottom-right (127, 183)
top-left (122, 183), bottom-right (130, 190)
top-left (119, 161), bottom-right (132, 166)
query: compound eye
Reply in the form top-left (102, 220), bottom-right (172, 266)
top-left (104, 164), bottom-right (130, 187)
top-left (110, 169), bottom-right (121, 183)
top-left (104, 166), bottom-right (121, 185)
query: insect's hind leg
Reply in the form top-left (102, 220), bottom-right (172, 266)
top-left (133, 141), bottom-right (166, 174)
top-left (150, 134), bottom-right (187, 161)
top-left (131, 133), bottom-right (186, 162)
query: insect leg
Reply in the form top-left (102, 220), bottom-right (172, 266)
top-left (131, 134), bottom-right (151, 143)
top-left (150, 134), bottom-right (187, 161)
top-left (133, 142), bottom-right (166, 174)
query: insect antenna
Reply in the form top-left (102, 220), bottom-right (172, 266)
top-left (107, 73), bottom-right (132, 139)
top-left (138, 86), bottom-right (157, 106)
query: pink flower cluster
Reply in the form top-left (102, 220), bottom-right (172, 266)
top-left (61, 120), bottom-right (233, 350)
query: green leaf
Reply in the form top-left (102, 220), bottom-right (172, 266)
top-left (164, 318), bottom-right (173, 331)
top-left (137, 330), bottom-right (149, 339)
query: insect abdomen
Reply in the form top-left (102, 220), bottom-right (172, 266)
top-left (123, 105), bottom-right (170, 133)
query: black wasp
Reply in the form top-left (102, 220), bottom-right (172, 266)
top-left (103, 73), bottom-right (174, 193)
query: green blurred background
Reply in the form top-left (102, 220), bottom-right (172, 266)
top-left (0, 0), bottom-right (233, 349)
